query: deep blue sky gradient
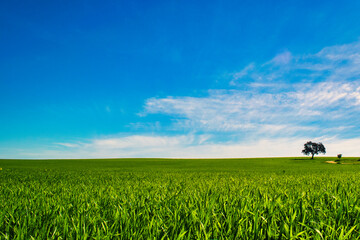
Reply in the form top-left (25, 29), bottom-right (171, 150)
top-left (1, 0), bottom-right (360, 157)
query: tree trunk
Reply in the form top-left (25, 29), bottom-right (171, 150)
top-left (311, 153), bottom-right (314, 159)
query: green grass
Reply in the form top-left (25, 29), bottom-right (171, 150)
top-left (1, 157), bottom-right (360, 239)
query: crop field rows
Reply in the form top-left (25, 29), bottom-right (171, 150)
top-left (1, 157), bottom-right (360, 239)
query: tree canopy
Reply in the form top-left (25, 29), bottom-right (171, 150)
top-left (302, 141), bottom-right (326, 159)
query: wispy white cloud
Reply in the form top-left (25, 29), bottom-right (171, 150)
top-left (55, 143), bottom-right (80, 148)
top-left (230, 63), bottom-right (255, 85)
top-left (270, 51), bottom-right (293, 65)
top-left (144, 81), bottom-right (360, 137)
top-left (90, 135), bottom-right (196, 149)
top-left (4, 135), bottom-right (360, 159)
top-left (144, 40), bottom-right (360, 139)
top-left (232, 39), bottom-right (360, 85)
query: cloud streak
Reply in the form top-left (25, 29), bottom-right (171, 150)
top-left (144, 40), bottom-right (360, 140)
top-left (3, 135), bottom-right (360, 159)
top-left (145, 81), bottom-right (360, 137)
top-left (232, 40), bottom-right (360, 85)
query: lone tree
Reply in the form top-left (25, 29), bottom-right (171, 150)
top-left (302, 141), bottom-right (326, 159)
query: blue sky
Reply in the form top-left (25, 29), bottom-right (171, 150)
top-left (1, 0), bottom-right (360, 158)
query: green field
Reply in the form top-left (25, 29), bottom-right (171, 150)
top-left (1, 157), bottom-right (360, 239)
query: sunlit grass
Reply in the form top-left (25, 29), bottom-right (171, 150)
top-left (1, 157), bottom-right (360, 239)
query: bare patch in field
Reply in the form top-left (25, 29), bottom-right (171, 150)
top-left (325, 161), bottom-right (337, 164)
top-left (325, 160), bottom-right (360, 165)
